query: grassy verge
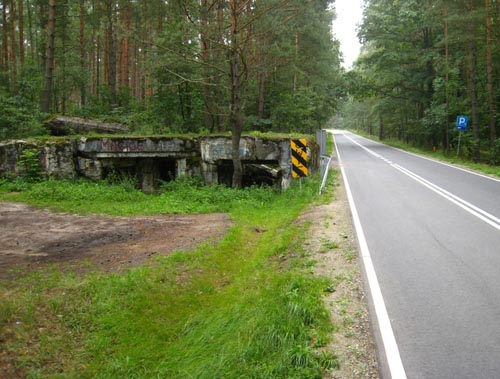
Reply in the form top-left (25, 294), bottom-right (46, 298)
top-left (0, 176), bottom-right (339, 378)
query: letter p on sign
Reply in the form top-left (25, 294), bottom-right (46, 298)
top-left (456, 115), bottom-right (468, 131)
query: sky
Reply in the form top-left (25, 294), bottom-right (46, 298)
top-left (331, 0), bottom-right (364, 69)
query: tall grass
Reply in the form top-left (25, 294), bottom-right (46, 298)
top-left (0, 177), bottom-right (280, 215)
top-left (0, 175), bottom-right (339, 378)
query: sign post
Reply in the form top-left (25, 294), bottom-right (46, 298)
top-left (456, 115), bottom-right (468, 157)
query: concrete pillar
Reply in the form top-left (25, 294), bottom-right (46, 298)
top-left (201, 161), bottom-right (218, 185)
top-left (176, 159), bottom-right (187, 178)
top-left (77, 157), bottom-right (103, 180)
top-left (139, 159), bottom-right (156, 194)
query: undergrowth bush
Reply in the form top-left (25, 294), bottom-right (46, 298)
top-left (18, 148), bottom-right (44, 182)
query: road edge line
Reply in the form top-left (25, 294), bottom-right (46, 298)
top-left (333, 131), bottom-right (407, 379)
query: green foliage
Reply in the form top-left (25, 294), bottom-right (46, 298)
top-left (18, 149), bottom-right (44, 182)
top-left (343, 0), bottom-right (500, 165)
top-left (0, 94), bottom-right (46, 140)
top-left (489, 139), bottom-right (500, 166)
top-left (0, 178), bottom-right (33, 193)
top-left (272, 88), bottom-right (317, 133)
top-left (0, 1), bottom-right (342, 138)
top-left (0, 176), bottom-right (290, 216)
top-left (0, 174), bottom-right (340, 378)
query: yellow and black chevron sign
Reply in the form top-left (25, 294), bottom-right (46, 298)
top-left (291, 139), bottom-right (309, 178)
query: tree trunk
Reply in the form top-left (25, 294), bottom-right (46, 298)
top-left (444, 7), bottom-right (450, 154)
top-left (257, 71), bottom-right (266, 129)
top-left (143, 1), bottom-right (153, 99)
top-left (131, 29), bottom-right (138, 97)
top-left (10, 0), bottom-right (18, 95)
top-left (93, 0), bottom-right (102, 99)
top-left (257, 36), bottom-right (267, 131)
top-left (468, 0), bottom-right (480, 162)
top-left (79, 0), bottom-right (86, 106)
top-left (119, 0), bottom-right (130, 88)
top-left (229, 0), bottom-right (243, 189)
top-left (215, 0), bottom-right (225, 132)
top-left (2, 3), bottom-right (8, 71)
top-left (293, 31), bottom-right (298, 93)
top-left (379, 115), bottom-right (385, 141)
top-left (201, 0), bottom-right (214, 131)
top-left (18, 0), bottom-right (24, 67)
top-left (106, 0), bottom-right (117, 105)
top-left (61, 5), bottom-right (69, 113)
top-left (157, 0), bottom-right (164, 33)
top-left (41, 0), bottom-right (56, 113)
top-left (486, 0), bottom-right (496, 145)
top-left (27, 0), bottom-right (35, 62)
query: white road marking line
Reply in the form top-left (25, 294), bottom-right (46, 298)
top-left (332, 131), bottom-right (408, 379)
top-left (342, 132), bottom-right (500, 232)
top-left (347, 131), bottom-right (500, 184)
top-left (392, 163), bottom-right (500, 231)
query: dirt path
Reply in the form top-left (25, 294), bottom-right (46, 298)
top-left (0, 203), bottom-right (231, 280)
top-left (304, 172), bottom-right (380, 378)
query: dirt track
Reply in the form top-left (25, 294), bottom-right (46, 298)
top-left (0, 202), bottom-right (231, 280)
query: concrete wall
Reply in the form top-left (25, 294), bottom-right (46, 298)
top-left (0, 139), bottom-right (77, 180)
top-left (0, 136), bottom-right (318, 191)
top-left (78, 137), bottom-right (199, 158)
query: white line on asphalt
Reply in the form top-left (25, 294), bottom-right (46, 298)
top-left (392, 163), bottom-right (500, 231)
top-left (332, 131), bottom-right (408, 379)
top-left (347, 131), bottom-right (500, 184)
top-left (342, 132), bottom-right (500, 232)
top-left (388, 143), bottom-right (500, 184)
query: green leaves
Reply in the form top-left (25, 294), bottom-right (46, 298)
top-left (0, 94), bottom-right (45, 140)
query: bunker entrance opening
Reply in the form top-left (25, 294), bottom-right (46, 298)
top-left (217, 160), bottom-right (281, 188)
top-left (158, 159), bottom-right (177, 182)
top-left (102, 158), bottom-right (178, 187)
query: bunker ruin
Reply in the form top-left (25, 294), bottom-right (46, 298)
top-left (0, 136), bottom-right (319, 192)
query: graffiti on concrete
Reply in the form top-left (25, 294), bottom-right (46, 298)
top-left (100, 139), bottom-right (145, 153)
top-left (209, 144), bottom-right (251, 160)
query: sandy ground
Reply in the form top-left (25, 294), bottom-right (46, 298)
top-left (0, 203), bottom-right (231, 280)
top-left (303, 169), bottom-right (380, 378)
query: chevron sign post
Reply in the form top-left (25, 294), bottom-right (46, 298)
top-left (291, 139), bottom-right (309, 179)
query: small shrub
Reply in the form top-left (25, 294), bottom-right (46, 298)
top-left (19, 148), bottom-right (43, 182)
top-left (104, 169), bottom-right (139, 192)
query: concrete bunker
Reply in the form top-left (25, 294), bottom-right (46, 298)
top-left (1, 135), bottom-right (319, 192)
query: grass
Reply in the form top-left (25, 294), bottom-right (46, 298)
top-left (0, 175), bottom-right (339, 378)
top-left (0, 177), bottom-right (281, 215)
top-left (326, 132), bottom-right (334, 155)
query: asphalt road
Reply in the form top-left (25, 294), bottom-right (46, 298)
top-left (333, 131), bottom-right (500, 379)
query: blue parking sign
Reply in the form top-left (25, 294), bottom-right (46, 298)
top-left (456, 115), bottom-right (468, 131)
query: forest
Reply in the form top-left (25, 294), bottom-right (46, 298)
top-left (3, 0), bottom-right (500, 166)
top-left (0, 0), bottom-right (342, 141)
top-left (341, 0), bottom-right (500, 164)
